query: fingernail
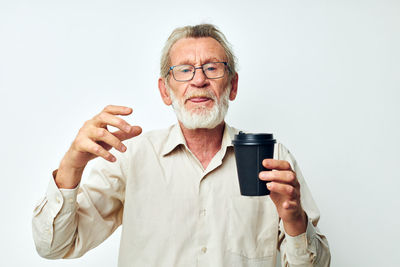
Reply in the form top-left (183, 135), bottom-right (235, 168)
top-left (121, 145), bottom-right (126, 152)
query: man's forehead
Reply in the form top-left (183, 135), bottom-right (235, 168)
top-left (169, 37), bottom-right (227, 65)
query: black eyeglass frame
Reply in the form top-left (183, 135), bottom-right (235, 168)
top-left (168, 62), bottom-right (229, 82)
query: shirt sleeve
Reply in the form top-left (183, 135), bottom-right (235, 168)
top-left (32, 156), bottom-right (126, 259)
top-left (277, 143), bottom-right (331, 266)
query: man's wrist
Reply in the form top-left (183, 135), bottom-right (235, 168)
top-left (283, 211), bottom-right (308, 237)
top-left (54, 163), bottom-right (84, 189)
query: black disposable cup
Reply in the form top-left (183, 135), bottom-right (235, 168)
top-left (232, 132), bottom-right (276, 196)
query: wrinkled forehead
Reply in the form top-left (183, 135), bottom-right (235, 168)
top-left (169, 37), bottom-right (227, 66)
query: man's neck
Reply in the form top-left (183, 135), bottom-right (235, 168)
top-left (179, 121), bottom-right (225, 170)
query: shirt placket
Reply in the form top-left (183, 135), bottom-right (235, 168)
top-left (196, 172), bottom-right (212, 267)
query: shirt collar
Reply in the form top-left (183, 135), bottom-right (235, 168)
top-left (161, 124), bottom-right (187, 156)
top-left (161, 123), bottom-right (238, 157)
top-left (221, 122), bottom-right (237, 150)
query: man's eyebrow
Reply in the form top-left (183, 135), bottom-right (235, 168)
top-left (175, 58), bottom-right (224, 66)
top-left (176, 60), bottom-right (194, 65)
top-left (204, 57), bottom-right (225, 63)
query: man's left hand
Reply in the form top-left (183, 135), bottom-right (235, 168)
top-left (259, 159), bottom-right (307, 236)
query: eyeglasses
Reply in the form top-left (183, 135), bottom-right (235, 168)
top-left (169, 62), bottom-right (228, 82)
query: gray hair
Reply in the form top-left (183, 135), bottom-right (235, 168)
top-left (160, 24), bottom-right (237, 79)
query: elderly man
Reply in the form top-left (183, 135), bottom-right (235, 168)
top-left (33, 24), bottom-right (330, 266)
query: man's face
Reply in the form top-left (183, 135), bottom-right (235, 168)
top-left (160, 37), bottom-right (238, 129)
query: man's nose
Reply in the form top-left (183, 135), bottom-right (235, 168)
top-left (191, 67), bottom-right (208, 87)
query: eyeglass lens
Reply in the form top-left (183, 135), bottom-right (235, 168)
top-left (172, 62), bottom-right (226, 81)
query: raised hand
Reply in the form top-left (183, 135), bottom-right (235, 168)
top-left (55, 105), bottom-right (142, 189)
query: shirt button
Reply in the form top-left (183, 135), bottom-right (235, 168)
top-left (200, 209), bottom-right (206, 216)
top-left (201, 247), bottom-right (207, 253)
top-left (56, 197), bottom-right (61, 203)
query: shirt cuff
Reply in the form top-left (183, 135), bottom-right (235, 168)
top-left (47, 170), bottom-right (79, 215)
top-left (284, 218), bottom-right (317, 256)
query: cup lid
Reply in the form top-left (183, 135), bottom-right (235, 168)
top-left (232, 131), bottom-right (276, 145)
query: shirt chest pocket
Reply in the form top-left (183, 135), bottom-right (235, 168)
top-left (226, 195), bottom-right (279, 261)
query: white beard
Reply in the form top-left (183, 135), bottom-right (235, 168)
top-left (167, 84), bottom-right (230, 129)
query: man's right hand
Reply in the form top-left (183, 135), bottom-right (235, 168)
top-left (55, 105), bottom-right (142, 189)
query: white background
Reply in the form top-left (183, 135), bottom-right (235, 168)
top-left (0, 0), bottom-right (399, 266)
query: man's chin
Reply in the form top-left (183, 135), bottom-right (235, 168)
top-left (172, 95), bottom-right (228, 130)
top-left (180, 121), bottom-right (223, 130)
top-left (185, 102), bottom-right (213, 112)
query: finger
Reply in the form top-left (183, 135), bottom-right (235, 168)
top-left (267, 182), bottom-right (298, 200)
top-left (94, 112), bottom-right (133, 133)
top-left (112, 126), bottom-right (142, 141)
top-left (259, 170), bottom-right (299, 186)
top-left (103, 105), bottom-right (133, 115)
top-left (82, 139), bottom-right (117, 162)
top-left (262, 159), bottom-right (292, 171)
top-left (89, 126), bottom-right (127, 153)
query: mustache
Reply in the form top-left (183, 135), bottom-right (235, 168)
top-left (184, 89), bottom-right (216, 102)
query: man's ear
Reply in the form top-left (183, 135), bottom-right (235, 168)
top-left (158, 77), bottom-right (172, 106)
top-left (229, 73), bottom-right (239, 101)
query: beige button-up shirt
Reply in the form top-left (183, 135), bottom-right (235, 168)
top-left (32, 123), bottom-right (330, 266)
